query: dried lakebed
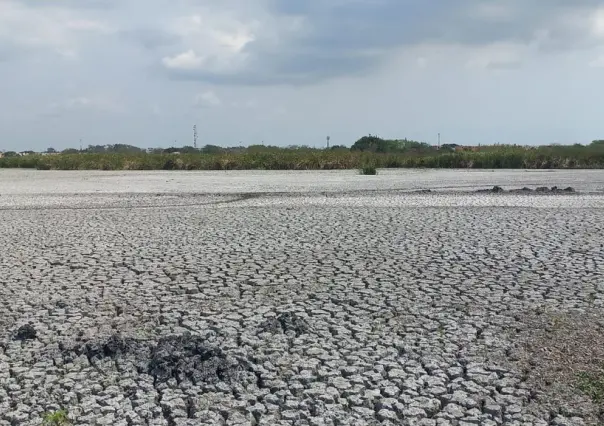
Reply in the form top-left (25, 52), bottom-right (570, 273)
top-left (0, 172), bottom-right (603, 425)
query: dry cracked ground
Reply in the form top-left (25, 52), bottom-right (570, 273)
top-left (1, 170), bottom-right (604, 426)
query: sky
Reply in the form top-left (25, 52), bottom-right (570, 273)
top-left (1, 0), bottom-right (604, 151)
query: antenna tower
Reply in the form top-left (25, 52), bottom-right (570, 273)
top-left (326, 136), bottom-right (330, 149)
top-left (193, 125), bottom-right (198, 149)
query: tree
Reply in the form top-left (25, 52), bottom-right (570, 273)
top-left (350, 135), bottom-right (386, 152)
top-left (350, 135), bottom-right (432, 153)
top-left (200, 145), bottom-right (223, 154)
top-left (440, 144), bottom-right (459, 151)
top-left (179, 145), bottom-right (200, 154)
top-left (163, 147), bottom-right (181, 154)
top-left (62, 148), bottom-right (79, 154)
top-left (85, 145), bottom-right (106, 153)
top-left (46, 147), bottom-right (57, 153)
top-left (107, 144), bottom-right (144, 153)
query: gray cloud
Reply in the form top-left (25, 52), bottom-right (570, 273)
top-left (161, 0), bottom-right (604, 85)
top-left (1, 0), bottom-right (604, 151)
top-left (120, 28), bottom-right (179, 50)
top-left (13, 0), bottom-right (117, 9)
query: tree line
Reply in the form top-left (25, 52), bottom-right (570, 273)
top-left (3, 137), bottom-right (604, 157)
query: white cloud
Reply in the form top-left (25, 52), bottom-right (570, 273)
top-left (160, 11), bottom-right (256, 74)
top-left (589, 55), bottom-right (604, 68)
top-left (162, 50), bottom-right (204, 70)
top-left (231, 99), bottom-right (258, 109)
top-left (394, 42), bottom-right (527, 72)
top-left (0, 0), bottom-right (114, 58)
top-left (590, 8), bottom-right (604, 38)
top-left (470, 3), bottom-right (514, 21)
top-left (465, 43), bottom-right (525, 70)
top-left (150, 103), bottom-right (162, 116)
top-left (45, 95), bottom-right (126, 116)
top-left (65, 19), bottom-right (114, 33)
top-left (193, 91), bottom-right (222, 107)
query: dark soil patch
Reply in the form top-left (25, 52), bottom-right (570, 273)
top-left (478, 186), bottom-right (577, 194)
top-left (259, 312), bottom-right (309, 337)
top-left (148, 334), bottom-right (240, 385)
top-left (476, 185), bottom-right (505, 193)
top-left (61, 332), bottom-right (243, 386)
top-left (14, 324), bottom-right (37, 341)
top-left (74, 334), bottom-right (138, 360)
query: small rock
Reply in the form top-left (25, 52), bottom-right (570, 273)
top-left (483, 404), bottom-right (502, 417)
top-left (387, 369), bottom-right (406, 380)
top-left (403, 407), bottom-right (427, 419)
top-left (330, 377), bottom-right (351, 391)
top-left (377, 408), bottom-right (398, 421)
top-left (281, 410), bottom-right (300, 421)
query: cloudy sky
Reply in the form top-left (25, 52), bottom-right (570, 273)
top-left (1, 0), bottom-right (604, 151)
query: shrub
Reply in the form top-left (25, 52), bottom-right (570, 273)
top-left (360, 165), bottom-right (377, 175)
top-left (36, 162), bottom-right (51, 170)
top-left (42, 409), bottom-right (70, 425)
top-left (576, 370), bottom-right (604, 404)
top-left (163, 159), bottom-right (176, 170)
top-left (0, 143), bottom-right (604, 170)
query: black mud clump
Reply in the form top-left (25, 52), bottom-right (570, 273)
top-left (14, 324), bottom-right (37, 341)
top-left (535, 186), bottom-right (576, 193)
top-left (510, 187), bottom-right (534, 193)
top-left (490, 186), bottom-right (577, 194)
top-left (61, 332), bottom-right (242, 386)
top-left (73, 334), bottom-right (140, 361)
top-left (148, 334), bottom-right (240, 385)
top-left (259, 312), bottom-right (310, 337)
top-left (476, 186), bottom-right (505, 193)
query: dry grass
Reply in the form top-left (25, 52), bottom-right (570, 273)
top-left (510, 309), bottom-right (604, 423)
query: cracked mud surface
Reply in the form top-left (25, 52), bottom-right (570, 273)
top-left (1, 170), bottom-right (604, 425)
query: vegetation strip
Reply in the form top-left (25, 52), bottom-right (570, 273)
top-left (2, 137), bottom-right (604, 170)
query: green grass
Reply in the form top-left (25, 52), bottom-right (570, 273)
top-left (576, 370), bottom-right (604, 404)
top-left (42, 409), bottom-right (70, 426)
top-left (360, 164), bottom-right (377, 175)
top-left (2, 143), bottom-right (604, 170)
